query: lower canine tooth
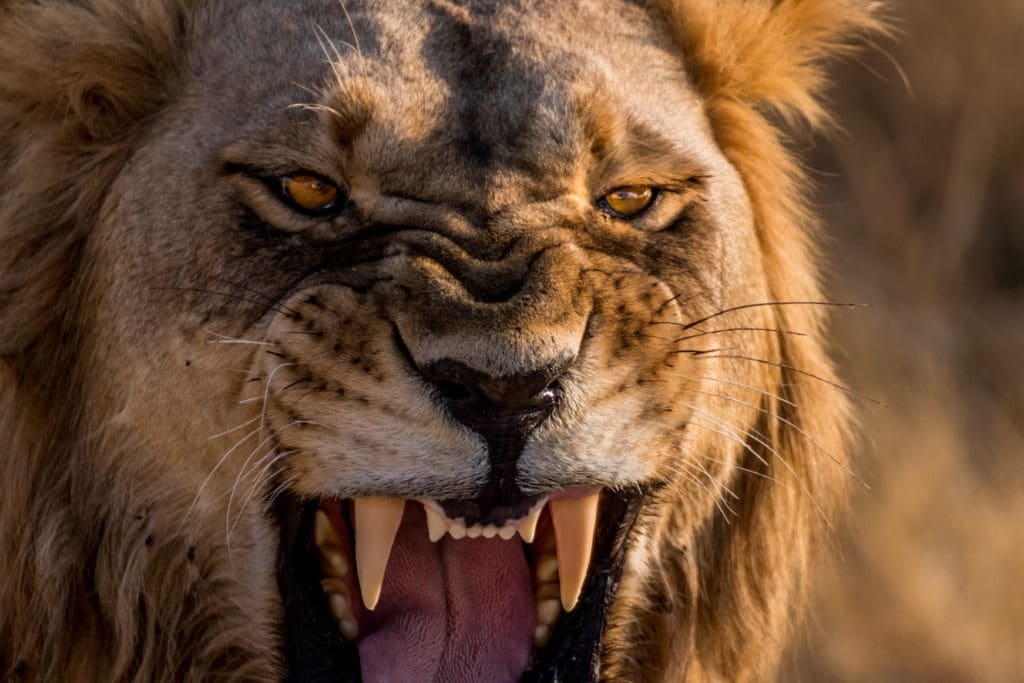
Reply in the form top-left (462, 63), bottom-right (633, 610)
top-left (550, 491), bottom-right (600, 612)
top-left (354, 497), bottom-right (405, 610)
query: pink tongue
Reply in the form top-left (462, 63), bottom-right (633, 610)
top-left (358, 507), bottom-right (535, 683)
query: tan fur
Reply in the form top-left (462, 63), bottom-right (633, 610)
top-left (0, 1), bottom-right (881, 681)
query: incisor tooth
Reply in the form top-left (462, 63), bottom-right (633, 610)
top-left (482, 524), bottom-right (498, 539)
top-left (449, 520), bottom-right (467, 539)
top-left (467, 524), bottom-right (483, 539)
top-left (354, 497), bottom-right (405, 610)
top-left (517, 503), bottom-right (544, 543)
top-left (498, 524), bottom-right (518, 540)
top-left (550, 491), bottom-right (600, 612)
top-left (424, 504), bottom-right (447, 543)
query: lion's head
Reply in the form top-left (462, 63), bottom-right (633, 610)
top-left (0, 1), bottom-right (879, 681)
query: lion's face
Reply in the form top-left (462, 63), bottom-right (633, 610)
top-left (1, 0), bottom-right (876, 681)
top-left (83, 1), bottom-right (767, 678)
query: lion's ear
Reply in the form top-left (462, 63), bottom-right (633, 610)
top-left (661, 0), bottom-right (885, 127)
top-left (0, 0), bottom-right (186, 356)
top-left (0, 0), bottom-right (185, 142)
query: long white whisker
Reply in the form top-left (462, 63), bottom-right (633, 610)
top-left (208, 416), bottom-right (260, 441)
top-left (182, 425), bottom-right (261, 528)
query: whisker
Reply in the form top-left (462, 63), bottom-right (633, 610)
top-left (208, 416), bottom-right (260, 441)
top-left (266, 473), bottom-right (302, 505)
top-left (214, 276), bottom-right (299, 316)
top-left (670, 346), bottom-right (739, 356)
top-left (681, 404), bottom-right (834, 528)
top-left (230, 450), bottom-right (295, 537)
top-left (675, 461), bottom-right (737, 521)
top-left (181, 425), bottom-right (262, 527)
top-left (701, 454), bottom-right (783, 486)
top-left (260, 363), bottom-right (297, 434)
top-left (647, 325), bottom-right (809, 341)
top-left (207, 339), bottom-right (274, 347)
top-left (679, 374), bottom-right (798, 408)
top-left (680, 384), bottom-right (865, 486)
top-left (693, 354), bottom-right (882, 405)
top-left (151, 286), bottom-right (292, 318)
top-left (681, 301), bottom-right (865, 331)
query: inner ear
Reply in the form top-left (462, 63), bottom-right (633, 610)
top-left (74, 86), bottom-right (121, 140)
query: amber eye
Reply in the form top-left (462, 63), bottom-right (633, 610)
top-left (279, 174), bottom-right (341, 214)
top-left (601, 185), bottom-right (656, 218)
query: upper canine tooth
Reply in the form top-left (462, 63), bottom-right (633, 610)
top-left (549, 491), bottom-right (600, 612)
top-left (423, 504), bottom-right (447, 543)
top-left (517, 503), bottom-right (544, 543)
top-left (354, 497), bottom-right (406, 611)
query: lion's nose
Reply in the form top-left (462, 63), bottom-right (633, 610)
top-left (418, 357), bottom-right (569, 429)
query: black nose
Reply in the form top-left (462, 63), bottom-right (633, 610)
top-left (420, 357), bottom-right (569, 425)
top-left (417, 356), bottom-right (571, 521)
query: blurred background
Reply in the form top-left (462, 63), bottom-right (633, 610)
top-left (784, 1), bottom-right (1024, 681)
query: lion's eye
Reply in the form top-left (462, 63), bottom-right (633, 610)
top-left (279, 174), bottom-right (342, 214)
top-left (600, 186), bottom-right (656, 219)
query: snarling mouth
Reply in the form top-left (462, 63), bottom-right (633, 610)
top-left (275, 489), bottom-right (642, 682)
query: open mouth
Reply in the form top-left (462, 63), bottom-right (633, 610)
top-left (275, 488), bottom-right (643, 682)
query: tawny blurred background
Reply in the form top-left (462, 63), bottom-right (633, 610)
top-left (784, 2), bottom-right (1024, 681)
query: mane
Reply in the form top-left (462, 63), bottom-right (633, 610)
top-left (634, 1), bottom-right (884, 679)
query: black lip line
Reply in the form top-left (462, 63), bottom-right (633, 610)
top-left (275, 488), bottom-right (647, 683)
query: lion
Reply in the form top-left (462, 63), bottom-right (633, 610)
top-left (0, 1), bottom-right (880, 681)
